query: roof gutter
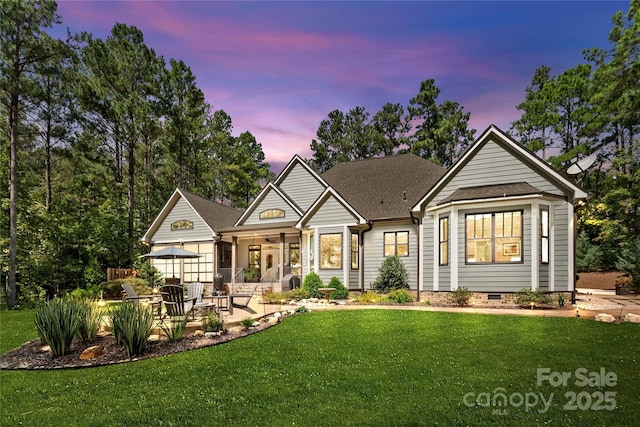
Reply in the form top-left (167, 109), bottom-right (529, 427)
top-left (360, 221), bottom-right (373, 293)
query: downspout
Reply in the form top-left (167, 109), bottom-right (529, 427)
top-left (410, 210), bottom-right (421, 302)
top-left (360, 221), bottom-right (373, 293)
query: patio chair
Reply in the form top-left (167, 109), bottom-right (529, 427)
top-left (186, 282), bottom-right (215, 315)
top-left (229, 283), bottom-right (260, 309)
top-left (122, 283), bottom-right (161, 316)
top-left (160, 285), bottom-right (196, 319)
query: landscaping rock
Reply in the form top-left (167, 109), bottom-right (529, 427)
top-left (80, 345), bottom-right (103, 360)
top-left (193, 330), bottom-right (205, 337)
top-left (595, 313), bottom-right (616, 323)
top-left (40, 345), bottom-right (51, 353)
top-left (623, 313), bottom-right (640, 323)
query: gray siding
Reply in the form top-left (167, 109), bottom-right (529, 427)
top-left (363, 221), bottom-right (419, 290)
top-left (244, 189), bottom-right (300, 225)
top-left (553, 204), bottom-right (570, 291)
top-left (279, 163), bottom-right (325, 211)
top-left (422, 216), bottom-right (435, 290)
top-left (457, 205), bottom-right (532, 292)
top-left (305, 196), bottom-right (358, 227)
top-left (152, 198), bottom-right (212, 243)
top-left (434, 140), bottom-right (563, 204)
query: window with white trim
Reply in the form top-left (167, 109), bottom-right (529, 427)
top-left (541, 208), bottom-right (549, 264)
top-left (466, 211), bottom-right (522, 263)
top-left (439, 217), bottom-right (449, 266)
top-left (320, 234), bottom-right (342, 269)
top-left (384, 231), bottom-right (409, 257)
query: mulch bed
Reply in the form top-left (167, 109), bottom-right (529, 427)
top-left (0, 322), bottom-right (274, 370)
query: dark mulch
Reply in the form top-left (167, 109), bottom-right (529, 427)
top-left (0, 322), bottom-right (274, 370)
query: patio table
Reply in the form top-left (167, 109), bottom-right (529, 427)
top-left (204, 294), bottom-right (233, 315)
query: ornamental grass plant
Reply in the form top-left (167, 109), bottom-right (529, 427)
top-left (34, 297), bottom-right (81, 357)
top-left (110, 302), bottom-right (155, 357)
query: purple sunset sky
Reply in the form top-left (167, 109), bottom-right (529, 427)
top-left (52, 1), bottom-right (627, 173)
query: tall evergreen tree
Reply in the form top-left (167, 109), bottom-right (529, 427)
top-left (1, 0), bottom-right (62, 308)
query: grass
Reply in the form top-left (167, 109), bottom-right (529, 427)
top-left (1, 309), bottom-right (639, 426)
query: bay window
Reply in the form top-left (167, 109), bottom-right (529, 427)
top-left (466, 211), bottom-right (522, 263)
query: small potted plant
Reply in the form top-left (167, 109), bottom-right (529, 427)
top-left (244, 268), bottom-right (259, 283)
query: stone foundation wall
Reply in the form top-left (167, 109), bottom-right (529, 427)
top-left (348, 290), bottom-right (572, 309)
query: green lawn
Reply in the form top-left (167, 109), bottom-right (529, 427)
top-left (1, 309), bottom-right (638, 426)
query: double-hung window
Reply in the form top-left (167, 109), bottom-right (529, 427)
top-left (466, 211), bottom-right (522, 263)
top-left (541, 209), bottom-right (549, 264)
top-left (384, 231), bottom-right (409, 257)
top-left (439, 217), bottom-right (449, 266)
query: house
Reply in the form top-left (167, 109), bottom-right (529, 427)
top-left (140, 188), bottom-right (241, 283)
top-left (142, 125), bottom-right (587, 299)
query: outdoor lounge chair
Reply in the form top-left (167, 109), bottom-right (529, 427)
top-left (121, 283), bottom-right (161, 316)
top-left (160, 285), bottom-right (197, 319)
top-left (229, 283), bottom-right (260, 309)
top-left (186, 282), bottom-right (214, 315)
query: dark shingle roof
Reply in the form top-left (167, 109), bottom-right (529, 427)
top-left (321, 154), bottom-right (446, 220)
top-left (179, 188), bottom-right (241, 231)
top-left (437, 182), bottom-right (545, 205)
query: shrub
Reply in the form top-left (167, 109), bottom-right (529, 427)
top-left (449, 287), bottom-right (472, 307)
top-left (110, 302), bottom-right (155, 357)
top-left (557, 293), bottom-right (566, 308)
top-left (75, 299), bottom-right (102, 344)
top-left (515, 289), bottom-right (552, 308)
top-left (203, 312), bottom-right (225, 333)
top-left (34, 297), bottom-right (81, 357)
top-left (68, 284), bottom-right (101, 300)
top-left (576, 231), bottom-right (603, 273)
top-left (327, 277), bottom-right (348, 299)
top-left (100, 277), bottom-right (152, 299)
top-left (354, 291), bottom-right (383, 304)
top-left (262, 288), bottom-right (311, 304)
top-left (616, 238), bottom-right (640, 290)
top-left (302, 272), bottom-right (324, 299)
top-left (295, 306), bottom-right (309, 313)
top-left (239, 317), bottom-right (255, 330)
top-left (160, 314), bottom-right (189, 342)
top-left (373, 256), bottom-right (409, 293)
top-left (383, 289), bottom-right (414, 304)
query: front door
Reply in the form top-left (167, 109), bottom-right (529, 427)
top-left (261, 247), bottom-right (279, 282)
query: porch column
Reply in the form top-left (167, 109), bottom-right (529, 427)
top-left (231, 236), bottom-right (237, 285)
top-left (279, 233), bottom-right (285, 281)
top-left (531, 202), bottom-right (540, 290)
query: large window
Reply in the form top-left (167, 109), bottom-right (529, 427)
top-left (541, 209), bottom-right (549, 264)
top-left (384, 231), bottom-right (409, 257)
top-left (439, 217), bottom-right (449, 266)
top-left (466, 211), bottom-right (522, 263)
top-left (320, 234), bottom-right (342, 269)
top-left (351, 233), bottom-right (359, 269)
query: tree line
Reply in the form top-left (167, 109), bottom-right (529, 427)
top-left (1, 0), bottom-right (273, 308)
top-left (309, 1), bottom-right (639, 276)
